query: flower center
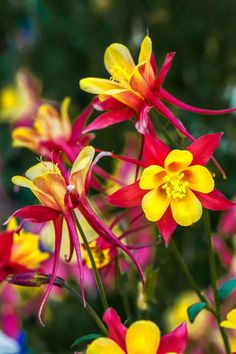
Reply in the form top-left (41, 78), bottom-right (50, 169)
top-left (83, 241), bottom-right (111, 269)
top-left (110, 65), bottom-right (130, 86)
top-left (162, 172), bottom-right (189, 199)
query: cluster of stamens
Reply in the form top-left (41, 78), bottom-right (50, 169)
top-left (84, 241), bottom-right (111, 269)
top-left (110, 65), bottom-right (130, 85)
top-left (162, 172), bottom-right (189, 199)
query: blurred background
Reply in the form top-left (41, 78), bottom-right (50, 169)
top-left (0, 0), bottom-right (236, 353)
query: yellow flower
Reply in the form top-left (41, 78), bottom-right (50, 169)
top-left (87, 321), bottom-right (162, 354)
top-left (221, 309), bottom-right (236, 329)
top-left (7, 218), bottom-right (49, 269)
top-left (139, 149), bottom-right (214, 226)
top-left (80, 36), bottom-right (154, 112)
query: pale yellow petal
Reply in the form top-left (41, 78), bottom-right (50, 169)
top-left (126, 320), bottom-right (161, 354)
top-left (139, 165), bottom-right (165, 190)
top-left (164, 150), bottom-right (193, 174)
top-left (12, 176), bottom-right (35, 189)
top-left (70, 146), bottom-right (95, 194)
top-left (80, 78), bottom-right (122, 94)
top-left (138, 36), bottom-right (152, 64)
top-left (86, 338), bottom-right (125, 354)
top-left (25, 162), bottom-right (60, 181)
top-left (220, 320), bottom-right (236, 329)
top-left (104, 43), bottom-right (135, 77)
top-left (60, 96), bottom-right (72, 138)
top-left (183, 165), bottom-right (214, 193)
top-left (227, 309), bottom-right (236, 323)
top-left (170, 189), bottom-right (202, 226)
top-left (141, 188), bottom-right (170, 222)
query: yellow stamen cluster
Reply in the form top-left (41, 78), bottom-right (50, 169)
top-left (162, 173), bottom-right (189, 200)
top-left (83, 241), bottom-right (111, 269)
top-left (110, 66), bottom-right (130, 85)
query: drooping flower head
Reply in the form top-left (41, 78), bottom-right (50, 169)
top-left (80, 36), bottom-right (235, 136)
top-left (109, 133), bottom-right (234, 245)
top-left (86, 307), bottom-right (188, 354)
top-left (11, 146), bottom-right (144, 321)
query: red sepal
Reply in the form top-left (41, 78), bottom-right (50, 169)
top-left (108, 182), bottom-right (145, 208)
top-left (187, 133), bottom-right (223, 166)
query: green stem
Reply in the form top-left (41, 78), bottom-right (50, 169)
top-left (115, 262), bottom-right (131, 318)
top-left (169, 239), bottom-right (210, 305)
top-left (152, 112), bottom-right (179, 148)
top-left (64, 282), bottom-right (108, 336)
top-left (203, 210), bottom-right (231, 354)
top-left (73, 212), bottom-right (109, 311)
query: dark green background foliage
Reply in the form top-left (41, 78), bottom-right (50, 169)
top-left (0, 1), bottom-right (236, 353)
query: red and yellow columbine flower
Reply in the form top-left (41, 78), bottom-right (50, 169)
top-left (12, 97), bottom-right (94, 163)
top-left (221, 309), bottom-right (236, 329)
top-left (86, 307), bottom-right (187, 354)
top-left (109, 133), bottom-right (234, 245)
top-left (0, 218), bottom-right (49, 282)
top-left (11, 146), bottom-right (144, 321)
top-left (80, 36), bottom-right (235, 136)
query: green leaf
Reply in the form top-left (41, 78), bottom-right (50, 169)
top-left (218, 278), bottom-right (236, 302)
top-left (187, 302), bottom-right (207, 323)
top-left (71, 333), bottom-right (102, 348)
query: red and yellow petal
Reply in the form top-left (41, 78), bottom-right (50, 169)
top-left (170, 189), bottom-right (202, 226)
top-left (183, 165), bottom-right (214, 194)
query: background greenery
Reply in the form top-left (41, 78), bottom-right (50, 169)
top-left (0, 0), bottom-right (236, 353)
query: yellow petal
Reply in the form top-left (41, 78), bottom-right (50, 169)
top-left (221, 308), bottom-right (236, 329)
top-left (220, 320), bottom-right (236, 329)
top-left (104, 43), bottom-right (135, 78)
top-left (86, 338), bottom-right (125, 354)
top-left (141, 188), bottom-right (170, 222)
top-left (7, 217), bottom-right (18, 231)
top-left (80, 78), bottom-right (122, 94)
top-left (183, 165), bottom-right (214, 193)
top-left (61, 96), bottom-right (72, 138)
top-left (139, 165), bottom-right (165, 190)
top-left (126, 320), bottom-right (161, 354)
top-left (70, 146), bottom-right (95, 194)
top-left (138, 36), bottom-right (152, 64)
top-left (12, 176), bottom-right (35, 189)
top-left (25, 162), bottom-right (60, 181)
top-left (170, 189), bottom-right (202, 226)
top-left (33, 173), bottom-right (67, 211)
top-left (164, 150), bottom-right (193, 174)
top-left (12, 127), bottom-right (40, 150)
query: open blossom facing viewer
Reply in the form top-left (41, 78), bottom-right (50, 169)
top-left (86, 307), bottom-right (187, 354)
top-left (109, 133), bottom-right (234, 244)
top-left (80, 36), bottom-right (235, 136)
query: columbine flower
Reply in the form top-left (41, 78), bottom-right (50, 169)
top-left (0, 218), bottom-right (49, 282)
top-left (80, 35), bottom-right (235, 136)
top-left (11, 146), bottom-right (144, 321)
top-left (86, 307), bottom-right (187, 354)
top-left (109, 133), bottom-right (234, 245)
top-left (12, 97), bottom-right (94, 163)
top-left (0, 69), bottom-right (41, 124)
top-left (221, 309), bottom-right (236, 329)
